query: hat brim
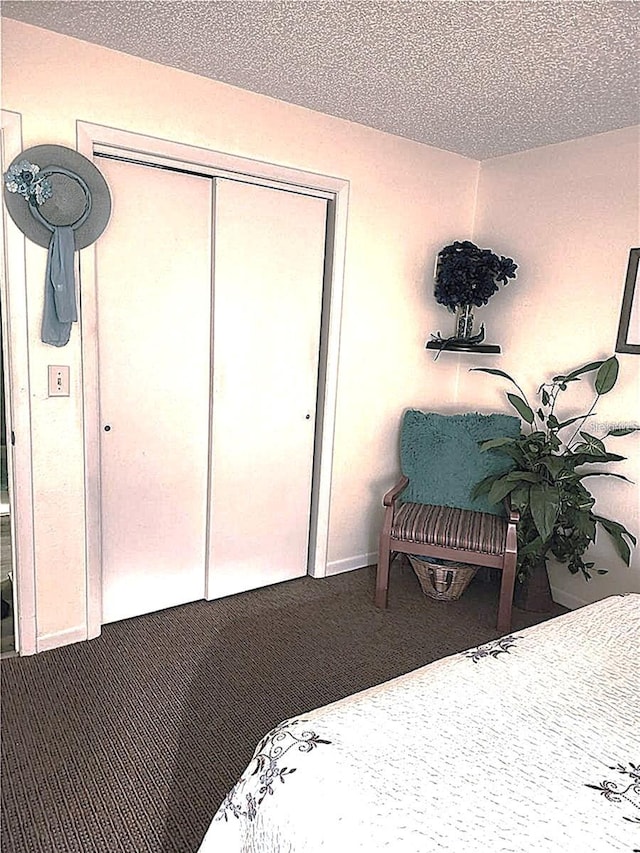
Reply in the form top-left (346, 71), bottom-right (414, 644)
top-left (3, 144), bottom-right (112, 250)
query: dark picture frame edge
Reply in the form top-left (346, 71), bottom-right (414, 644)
top-left (615, 247), bottom-right (640, 355)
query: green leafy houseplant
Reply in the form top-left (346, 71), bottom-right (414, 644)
top-left (470, 356), bottom-right (637, 585)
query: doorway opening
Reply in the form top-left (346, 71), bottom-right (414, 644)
top-left (0, 319), bottom-right (15, 656)
top-left (1, 109), bottom-right (37, 657)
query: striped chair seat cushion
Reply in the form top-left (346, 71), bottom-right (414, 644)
top-left (392, 502), bottom-right (507, 555)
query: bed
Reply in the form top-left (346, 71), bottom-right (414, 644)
top-left (198, 593), bottom-right (640, 852)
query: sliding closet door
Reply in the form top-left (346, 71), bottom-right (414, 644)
top-left (96, 159), bottom-right (212, 624)
top-left (208, 179), bottom-right (327, 599)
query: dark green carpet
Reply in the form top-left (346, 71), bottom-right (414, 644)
top-left (1, 561), bottom-right (566, 853)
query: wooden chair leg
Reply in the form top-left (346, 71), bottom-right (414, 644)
top-left (496, 559), bottom-right (517, 635)
top-left (375, 534), bottom-right (391, 609)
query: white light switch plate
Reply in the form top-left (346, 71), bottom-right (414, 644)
top-left (48, 365), bottom-right (70, 397)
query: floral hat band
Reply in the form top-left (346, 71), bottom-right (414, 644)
top-left (2, 144), bottom-right (111, 250)
top-left (5, 161), bottom-right (93, 233)
top-left (4, 160), bottom-right (54, 205)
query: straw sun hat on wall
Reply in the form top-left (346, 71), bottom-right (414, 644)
top-left (3, 143), bottom-right (111, 249)
top-left (3, 144), bottom-right (112, 346)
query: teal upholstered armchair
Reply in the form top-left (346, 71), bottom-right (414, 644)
top-left (375, 410), bottom-right (522, 634)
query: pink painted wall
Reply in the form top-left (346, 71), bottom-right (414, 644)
top-left (461, 127), bottom-right (640, 605)
top-left (3, 19), bottom-right (638, 648)
top-left (2, 19), bottom-right (477, 647)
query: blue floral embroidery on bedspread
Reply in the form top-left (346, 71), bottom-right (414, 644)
top-left (215, 718), bottom-right (332, 822)
top-left (465, 634), bottom-right (523, 663)
top-left (586, 762), bottom-right (640, 852)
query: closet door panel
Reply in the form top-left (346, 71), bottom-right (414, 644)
top-left (97, 159), bottom-right (212, 623)
top-left (208, 179), bottom-right (327, 598)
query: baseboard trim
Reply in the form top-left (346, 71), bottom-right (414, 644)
top-left (324, 559), bottom-right (587, 611)
top-left (37, 625), bottom-right (87, 653)
top-left (325, 552), bottom-right (377, 576)
top-left (550, 587), bottom-right (588, 611)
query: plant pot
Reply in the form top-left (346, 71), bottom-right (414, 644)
top-left (513, 562), bottom-right (554, 613)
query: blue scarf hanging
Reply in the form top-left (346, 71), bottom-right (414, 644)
top-left (41, 226), bottom-right (77, 347)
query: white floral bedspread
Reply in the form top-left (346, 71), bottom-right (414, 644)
top-left (197, 593), bottom-right (640, 852)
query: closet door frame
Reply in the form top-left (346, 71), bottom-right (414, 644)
top-left (77, 121), bottom-right (349, 641)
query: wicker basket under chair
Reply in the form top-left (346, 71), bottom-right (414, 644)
top-left (407, 555), bottom-right (478, 601)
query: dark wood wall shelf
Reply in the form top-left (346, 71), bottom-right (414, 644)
top-left (426, 341), bottom-right (501, 354)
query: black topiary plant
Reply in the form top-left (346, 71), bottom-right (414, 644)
top-left (429, 241), bottom-right (518, 355)
top-left (470, 356), bottom-right (637, 596)
top-left (434, 240), bottom-right (518, 311)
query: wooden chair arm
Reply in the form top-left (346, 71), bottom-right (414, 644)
top-left (383, 475), bottom-right (409, 507)
top-left (502, 497), bottom-right (520, 525)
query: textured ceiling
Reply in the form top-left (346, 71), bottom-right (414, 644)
top-left (2, 1), bottom-right (639, 159)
